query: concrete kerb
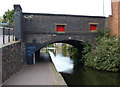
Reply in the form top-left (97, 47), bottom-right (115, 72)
top-left (0, 41), bottom-right (20, 48)
top-left (49, 63), bottom-right (68, 86)
top-left (48, 52), bottom-right (67, 86)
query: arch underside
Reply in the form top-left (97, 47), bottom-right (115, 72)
top-left (25, 34), bottom-right (95, 64)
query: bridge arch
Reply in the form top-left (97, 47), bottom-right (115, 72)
top-left (41, 39), bottom-right (84, 50)
top-left (26, 38), bottom-right (90, 64)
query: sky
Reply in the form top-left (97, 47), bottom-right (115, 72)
top-left (0, 0), bottom-right (111, 17)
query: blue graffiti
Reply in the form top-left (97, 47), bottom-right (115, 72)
top-left (27, 50), bottom-right (34, 54)
top-left (27, 46), bottom-right (36, 56)
top-left (27, 46), bottom-right (36, 49)
top-left (28, 54), bottom-right (32, 56)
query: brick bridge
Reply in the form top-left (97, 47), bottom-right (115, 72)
top-left (14, 5), bottom-right (107, 64)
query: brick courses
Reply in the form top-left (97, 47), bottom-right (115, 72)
top-left (109, 0), bottom-right (120, 36)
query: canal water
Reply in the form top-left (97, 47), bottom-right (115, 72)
top-left (48, 47), bottom-right (120, 86)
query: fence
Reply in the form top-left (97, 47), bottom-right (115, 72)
top-left (0, 26), bottom-right (15, 45)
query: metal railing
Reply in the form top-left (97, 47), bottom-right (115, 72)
top-left (0, 26), bottom-right (15, 45)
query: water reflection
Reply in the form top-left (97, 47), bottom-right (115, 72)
top-left (47, 46), bottom-right (120, 85)
top-left (49, 51), bottom-right (73, 74)
top-left (61, 66), bottom-right (120, 85)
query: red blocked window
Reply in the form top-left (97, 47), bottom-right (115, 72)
top-left (56, 25), bottom-right (65, 32)
top-left (90, 25), bottom-right (97, 31)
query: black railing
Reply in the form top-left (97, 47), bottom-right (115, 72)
top-left (0, 26), bottom-right (15, 45)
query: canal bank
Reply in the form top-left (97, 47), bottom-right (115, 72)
top-left (2, 53), bottom-right (67, 86)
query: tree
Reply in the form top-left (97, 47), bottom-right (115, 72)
top-left (2, 9), bottom-right (14, 25)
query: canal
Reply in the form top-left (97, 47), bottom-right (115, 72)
top-left (47, 44), bottom-right (120, 86)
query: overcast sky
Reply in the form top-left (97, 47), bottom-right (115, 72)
top-left (0, 0), bottom-right (111, 17)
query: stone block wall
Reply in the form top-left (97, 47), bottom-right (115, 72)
top-left (1, 42), bottom-right (25, 82)
top-left (22, 13), bottom-right (106, 34)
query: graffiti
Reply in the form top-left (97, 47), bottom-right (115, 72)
top-left (27, 46), bottom-right (36, 49)
top-left (27, 46), bottom-right (36, 56)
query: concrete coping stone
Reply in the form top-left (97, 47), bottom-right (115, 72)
top-left (0, 41), bottom-right (20, 48)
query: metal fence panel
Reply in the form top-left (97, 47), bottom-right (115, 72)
top-left (0, 26), bottom-right (15, 45)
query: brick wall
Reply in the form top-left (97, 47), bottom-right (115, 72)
top-left (0, 47), bottom-right (2, 84)
top-left (109, 0), bottom-right (120, 36)
top-left (118, 1), bottom-right (120, 36)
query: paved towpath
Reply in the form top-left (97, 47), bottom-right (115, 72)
top-left (2, 54), bottom-right (67, 86)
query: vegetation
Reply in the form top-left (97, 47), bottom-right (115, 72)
top-left (68, 46), bottom-right (80, 66)
top-left (0, 17), bottom-right (2, 26)
top-left (66, 29), bottom-right (120, 72)
top-left (47, 44), bottom-right (55, 47)
top-left (68, 47), bottom-right (78, 59)
top-left (2, 9), bottom-right (14, 25)
top-left (62, 43), bottom-right (68, 56)
top-left (0, 17), bottom-right (2, 22)
top-left (45, 44), bottom-right (57, 54)
top-left (82, 29), bottom-right (120, 72)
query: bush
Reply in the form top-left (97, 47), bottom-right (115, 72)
top-left (83, 29), bottom-right (120, 72)
top-left (68, 46), bottom-right (81, 66)
top-left (62, 43), bottom-right (68, 56)
top-left (68, 47), bottom-right (78, 59)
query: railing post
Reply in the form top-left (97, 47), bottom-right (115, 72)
top-left (3, 27), bottom-right (5, 44)
top-left (8, 28), bottom-right (10, 43)
top-left (13, 28), bottom-right (14, 41)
